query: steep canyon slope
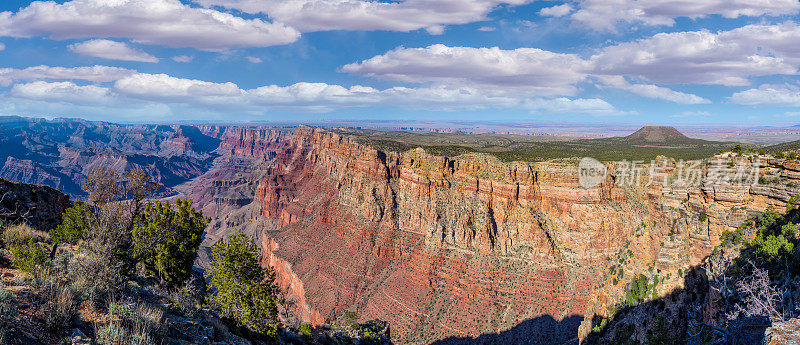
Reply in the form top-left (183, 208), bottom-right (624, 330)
top-left (191, 126), bottom-right (799, 344)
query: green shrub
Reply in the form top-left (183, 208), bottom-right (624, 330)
top-left (0, 288), bottom-right (17, 344)
top-left (132, 199), bottom-right (208, 286)
top-left (206, 233), bottom-right (280, 336)
top-left (753, 233), bottom-right (794, 259)
top-left (698, 210), bottom-right (708, 222)
top-left (11, 240), bottom-right (49, 273)
top-left (721, 228), bottom-right (744, 247)
top-left (624, 273), bottom-right (657, 307)
top-left (51, 201), bottom-right (91, 245)
top-left (782, 223), bottom-right (800, 239)
top-left (788, 196), bottom-right (800, 211)
top-left (299, 323), bottom-right (313, 343)
top-left (775, 151), bottom-right (786, 159)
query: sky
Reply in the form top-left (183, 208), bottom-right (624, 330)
top-left (0, 0), bottom-right (800, 124)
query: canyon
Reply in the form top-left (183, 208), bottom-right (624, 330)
top-left (0, 116), bottom-right (226, 197)
top-left (4, 118), bottom-right (798, 344)
top-left (186, 125), bottom-right (800, 344)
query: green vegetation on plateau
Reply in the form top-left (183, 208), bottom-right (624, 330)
top-left (337, 126), bottom-right (740, 162)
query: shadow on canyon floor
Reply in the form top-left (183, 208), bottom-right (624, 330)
top-left (429, 314), bottom-right (583, 345)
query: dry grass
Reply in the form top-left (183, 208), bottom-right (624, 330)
top-left (39, 281), bottom-right (78, 331)
top-left (1, 223), bottom-right (49, 248)
top-left (0, 288), bottom-right (17, 344)
top-left (103, 297), bottom-right (165, 344)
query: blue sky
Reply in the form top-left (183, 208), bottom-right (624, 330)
top-left (0, 0), bottom-right (799, 124)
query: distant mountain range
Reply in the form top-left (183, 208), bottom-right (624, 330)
top-left (0, 116), bottom-right (225, 197)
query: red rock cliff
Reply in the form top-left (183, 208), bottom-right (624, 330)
top-left (245, 126), bottom-right (796, 344)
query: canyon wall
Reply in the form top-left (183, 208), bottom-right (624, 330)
top-left (208, 126), bottom-right (799, 344)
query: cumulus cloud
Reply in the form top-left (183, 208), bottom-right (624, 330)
top-left (113, 74), bottom-right (529, 111)
top-left (246, 56), bottom-right (263, 63)
top-left (10, 81), bottom-right (114, 104)
top-left (477, 26), bottom-right (496, 32)
top-left (195, 0), bottom-right (531, 34)
top-left (0, 42), bottom-right (4, 50)
top-left (340, 21), bottom-right (800, 106)
top-left (595, 76), bottom-right (710, 104)
top-left (3, 67), bottom-right (615, 115)
top-left (172, 55), bottom-right (194, 63)
top-left (68, 39), bottom-right (159, 63)
top-left (591, 22), bottom-right (800, 86)
top-left (342, 44), bottom-right (591, 96)
top-left (539, 4), bottom-right (572, 17)
top-left (571, 0), bottom-right (800, 31)
top-left (114, 73), bottom-right (242, 101)
top-left (0, 0), bottom-right (300, 51)
top-left (0, 65), bottom-right (136, 87)
top-left (730, 84), bottom-right (800, 107)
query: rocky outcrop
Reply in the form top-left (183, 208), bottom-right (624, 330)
top-left (0, 177), bottom-right (70, 231)
top-left (245, 126), bottom-right (800, 344)
top-left (764, 318), bottom-right (800, 345)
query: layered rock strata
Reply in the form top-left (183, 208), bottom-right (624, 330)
top-left (204, 126), bottom-right (800, 344)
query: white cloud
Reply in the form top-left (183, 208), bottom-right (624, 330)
top-left (477, 26), bottom-right (496, 32)
top-left (595, 76), bottom-right (710, 104)
top-left (0, 42), bottom-right (4, 50)
top-left (524, 97), bottom-right (620, 114)
top-left (0, 0), bottom-right (300, 51)
top-left (539, 4), bottom-right (572, 17)
top-left (246, 56), bottom-right (263, 63)
top-left (342, 44), bottom-right (591, 96)
top-left (172, 55), bottom-right (194, 63)
top-left (195, 0), bottom-right (531, 34)
top-left (0, 65), bottom-right (136, 87)
top-left (341, 22), bottom-right (800, 106)
top-left (68, 39), bottom-right (159, 63)
top-left (114, 74), bottom-right (524, 111)
top-left (10, 81), bottom-right (114, 104)
top-left (572, 0), bottom-right (800, 31)
top-left (114, 73), bottom-right (242, 101)
top-left (3, 68), bottom-right (617, 115)
top-left (591, 23), bottom-right (800, 86)
top-left (730, 84), bottom-right (800, 107)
